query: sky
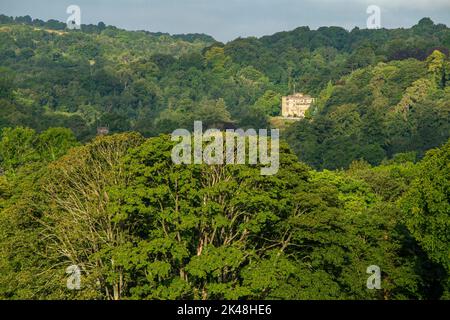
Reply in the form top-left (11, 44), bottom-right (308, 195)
top-left (0, 0), bottom-right (449, 42)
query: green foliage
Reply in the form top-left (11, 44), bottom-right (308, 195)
top-left (0, 127), bottom-right (38, 171)
top-left (0, 15), bottom-right (449, 300)
top-left (401, 140), bottom-right (450, 296)
top-left (0, 127), bottom-right (79, 172)
top-left (254, 90), bottom-right (281, 116)
top-left (286, 54), bottom-right (450, 170)
top-left (1, 132), bottom-right (447, 300)
top-left (0, 67), bottom-right (15, 99)
top-left (0, 16), bottom-right (448, 163)
top-left (36, 127), bottom-right (79, 161)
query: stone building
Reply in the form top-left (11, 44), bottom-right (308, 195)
top-left (97, 127), bottom-right (109, 136)
top-left (281, 93), bottom-right (314, 119)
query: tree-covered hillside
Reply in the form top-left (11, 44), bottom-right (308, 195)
top-left (0, 16), bottom-right (449, 169)
top-left (0, 14), bottom-right (449, 300)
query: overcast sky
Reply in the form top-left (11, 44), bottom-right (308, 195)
top-left (0, 0), bottom-right (449, 42)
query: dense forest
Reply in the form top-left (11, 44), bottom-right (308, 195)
top-left (0, 14), bottom-right (448, 300)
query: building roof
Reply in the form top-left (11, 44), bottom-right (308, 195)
top-left (285, 93), bottom-right (313, 99)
